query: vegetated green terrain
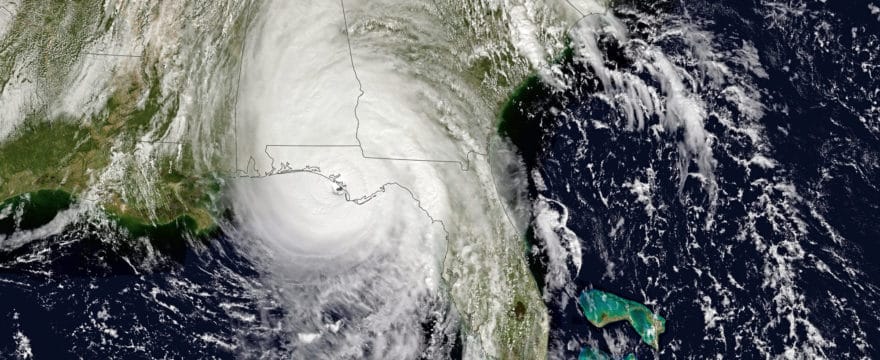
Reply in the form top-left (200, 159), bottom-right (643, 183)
top-left (0, 1), bottom-right (221, 234)
top-left (496, 43), bottom-right (666, 356)
top-left (0, 71), bottom-right (216, 231)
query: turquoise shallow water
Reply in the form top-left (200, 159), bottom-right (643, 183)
top-left (578, 289), bottom-right (665, 349)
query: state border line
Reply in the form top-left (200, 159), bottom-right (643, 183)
top-left (232, 0), bottom-right (487, 176)
top-left (233, 0), bottom-right (602, 176)
top-left (82, 52), bottom-right (142, 58)
top-left (227, 0), bottom-right (599, 241)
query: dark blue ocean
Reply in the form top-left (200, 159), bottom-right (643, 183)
top-left (506, 0), bottom-right (880, 358)
top-left (0, 0), bottom-right (877, 359)
top-left (0, 223), bottom-right (290, 359)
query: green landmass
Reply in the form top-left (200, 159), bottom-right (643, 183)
top-left (495, 41), bottom-right (666, 355)
top-left (579, 289), bottom-right (666, 349)
top-left (579, 347), bottom-right (636, 360)
top-left (0, 0), bottom-right (103, 91)
top-left (0, 76), bottom-right (216, 231)
top-left (491, 45), bottom-right (579, 360)
top-left (0, 69), bottom-right (215, 232)
top-left (0, 1), bottom-right (219, 234)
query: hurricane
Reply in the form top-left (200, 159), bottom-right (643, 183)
top-left (1, 0), bottom-right (878, 359)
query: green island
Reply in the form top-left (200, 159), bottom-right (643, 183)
top-left (579, 289), bottom-right (666, 349)
top-left (579, 347), bottom-right (636, 360)
top-left (493, 38), bottom-right (667, 355)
